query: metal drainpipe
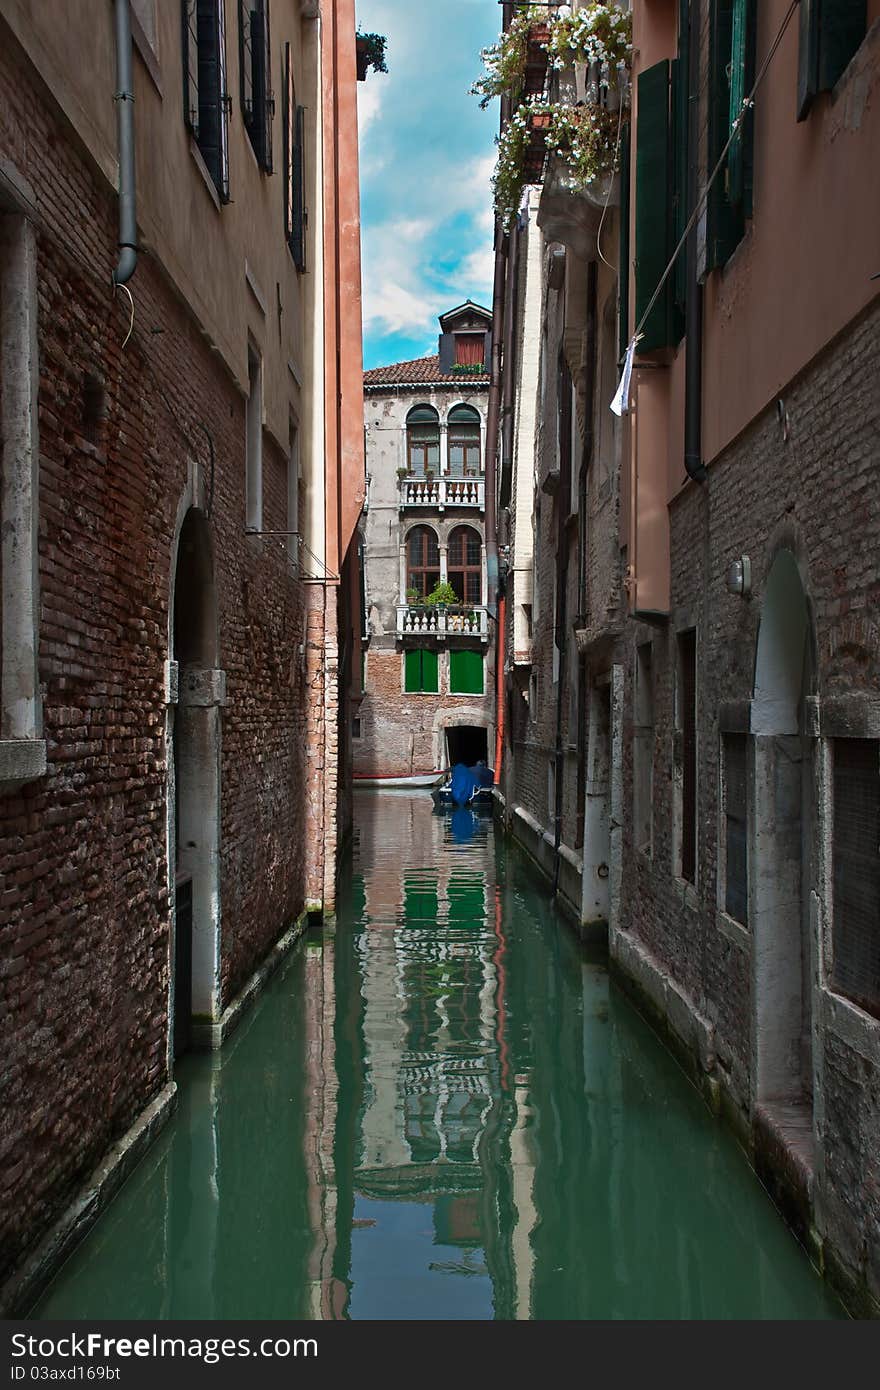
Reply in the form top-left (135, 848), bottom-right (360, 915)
top-left (683, 0), bottom-right (706, 484)
top-left (484, 216), bottom-right (506, 622)
top-left (112, 0), bottom-right (138, 287)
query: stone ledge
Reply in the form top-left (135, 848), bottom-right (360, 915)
top-left (0, 1082), bottom-right (177, 1317)
top-left (0, 738), bottom-right (46, 791)
top-left (190, 912), bottom-right (309, 1050)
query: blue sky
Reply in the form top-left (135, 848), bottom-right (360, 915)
top-left (355, 1), bottom-right (500, 370)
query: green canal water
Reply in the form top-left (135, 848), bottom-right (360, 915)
top-left (36, 794), bottom-right (842, 1320)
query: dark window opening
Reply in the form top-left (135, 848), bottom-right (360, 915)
top-left (706, 0), bottom-right (756, 270)
top-left (82, 373), bottom-right (107, 446)
top-left (832, 738), bottom-right (880, 1019)
top-left (447, 526), bottom-right (482, 606)
top-left (282, 45), bottom-right (306, 269)
top-left (406, 526), bottom-right (440, 599)
top-left (239, 1), bottom-right (274, 171)
top-left (724, 732), bottom-right (748, 925)
top-left (634, 642), bottom-right (654, 856)
top-left (182, 0), bottom-right (231, 201)
top-left (447, 404), bottom-right (481, 477)
top-left (352, 717), bottom-right (361, 739)
top-left (678, 628), bottom-right (697, 884)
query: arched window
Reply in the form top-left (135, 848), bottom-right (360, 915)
top-left (406, 526), bottom-right (440, 599)
top-left (447, 404), bottom-right (481, 478)
top-left (447, 526), bottom-right (482, 605)
top-left (406, 405), bottom-right (439, 478)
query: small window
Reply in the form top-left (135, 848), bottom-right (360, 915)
top-left (798, 0), bottom-right (866, 120)
top-left (406, 526), bottom-right (440, 599)
top-left (447, 526), bottom-right (481, 606)
top-left (723, 732), bottom-right (748, 924)
top-left (352, 717), bottom-right (361, 739)
top-left (246, 346), bottom-right (262, 531)
top-left (677, 629), bottom-right (697, 884)
top-left (832, 738), bottom-right (880, 1019)
top-left (406, 405), bottom-right (439, 477)
top-left (447, 405), bottom-right (481, 477)
top-left (182, 0), bottom-right (231, 202)
top-left (450, 649), bottom-right (483, 695)
top-left (282, 42), bottom-right (306, 269)
top-left (239, 0), bottom-right (274, 171)
top-left (404, 648), bottom-right (438, 694)
top-left (633, 643), bottom-right (654, 856)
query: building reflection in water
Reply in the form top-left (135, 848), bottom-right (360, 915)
top-left (328, 793), bottom-right (526, 1320)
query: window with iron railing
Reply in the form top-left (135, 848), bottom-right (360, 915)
top-left (239, 0), bottom-right (274, 172)
top-left (182, 0), bottom-right (231, 202)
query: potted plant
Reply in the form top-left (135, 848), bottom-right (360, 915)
top-left (397, 466), bottom-right (409, 480)
top-left (545, 6), bottom-right (632, 79)
top-left (470, 5), bottom-right (550, 108)
top-left (406, 587), bottom-right (421, 606)
top-left (355, 31), bottom-right (388, 81)
top-left (424, 580), bottom-right (458, 611)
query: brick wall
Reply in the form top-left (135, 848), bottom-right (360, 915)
top-left (0, 39), bottom-right (322, 1284)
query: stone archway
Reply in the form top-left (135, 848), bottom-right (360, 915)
top-left (750, 548), bottom-right (815, 1121)
top-left (170, 507), bottom-right (223, 1055)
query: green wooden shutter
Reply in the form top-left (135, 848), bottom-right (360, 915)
top-left (404, 649), bottom-right (421, 692)
top-left (635, 61), bottom-right (672, 353)
top-left (670, 56), bottom-right (687, 339)
top-left (618, 125), bottom-right (631, 360)
top-left (797, 0), bottom-right (820, 118)
top-left (450, 649), bottom-right (483, 694)
top-left (422, 648), bottom-right (438, 693)
top-left (819, 0), bottom-right (866, 90)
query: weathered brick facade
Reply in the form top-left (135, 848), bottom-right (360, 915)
top-left (0, 6), bottom-right (357, 1309)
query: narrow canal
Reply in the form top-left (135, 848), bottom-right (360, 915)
top-left (37, 794), bottom-right (841, 1320)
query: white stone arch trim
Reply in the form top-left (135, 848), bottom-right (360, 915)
top-left (431, 706), bottom-right (496, 770)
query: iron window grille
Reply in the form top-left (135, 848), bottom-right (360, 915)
top-left (182, 0), bottom-right (231, 202)
top-left (239, 0), bottom-right (274, 172)
top-left (832, 738), bottom-right (880, 1019)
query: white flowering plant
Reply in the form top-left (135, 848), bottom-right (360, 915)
top-left (492, 98), bottom-right (628, 226)
top-left (470, 5), bottom-right (549, 109)
top-left (545, 5), bottom-right (632, 77)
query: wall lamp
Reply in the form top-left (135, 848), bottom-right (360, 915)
top-left (726, 555), bottom-right (752, 597)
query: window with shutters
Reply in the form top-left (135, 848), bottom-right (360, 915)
top-left (447, 527), bottom-right (482, 606)
top-left (449, 649), bottom-right (484, 695)
top-left (633, 642), bottom-right (654, 856)
top-left (676, 629), bottom-right (697, 884)
top-left (406, 526), bottom-right (440, 599)
top-left (722, 732), bottom-right (749, 924)
top-left (454, 334), bottom-right (485, 368)
top-left (447, 405), bottom-right (481, 477)
top-left (282, 44), bottom-right (306, 270)
top-left (634, 60), bottom-right (675, 351)
top-left (832, 738), bottom-right (880, 1019)
top-left (406, 406), bottom-right (440, 477)
top-left (706, 0), bottom-right (756, 271)
top-left (404, 648), bottom-right (439, 695)
top-left (239, 0), bottom-right (274, 171)
top-left (798, 0), bottom-right (866, 120)
top-left (182, 0), bottom-right (231, 202)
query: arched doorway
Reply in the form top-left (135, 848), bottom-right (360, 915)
top-left (751, 549), bottom-right (815, 1119)
top-left (171, 508), bottom-right (221, 1056)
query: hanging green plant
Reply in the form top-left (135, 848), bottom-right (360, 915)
top-left (492, 99), bottom-right (539, 227)
top-left (543, 101), bottom-right (628, 186)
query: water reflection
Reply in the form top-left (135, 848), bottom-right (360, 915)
top-left (36, 793), bottom-right (841, 1320)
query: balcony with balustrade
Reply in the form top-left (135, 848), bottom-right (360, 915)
top-left (398, 474), bottom-right (485, 513)
top-left (396, 604), bottom-right (489, 644)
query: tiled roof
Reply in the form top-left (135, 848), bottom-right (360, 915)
top-left (363, 355), bottom-right (490, 389)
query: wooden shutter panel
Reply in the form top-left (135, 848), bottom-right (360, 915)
top-left (618, 124), bottom-right (631, 359)
top-left (422, 648), bottom-right (438, 693)
top-left (405, 649), bottom-right (421, 693)
top-left (635, 60), bottom-right (672, 353)
top-left (670, 55), bottom-right (687, 338)
top-left (182, 1), bottom-right (201, 136)
top-left (706, 0), bottom-right (743, 269)
top-left (797, 0), bottom-right (820, 119)
top-left (818, 0), bottom-right (866, 91)
top-left (256, 2), bottom-right (273, 171)
top-left (291, 104), bottom-right (305, 269)
top-left (451, 649), bottom-right (483, 694)
top-left (727, 0), bottom-right (755, 211)
top-left (438, 333), bottom-right (455, 374)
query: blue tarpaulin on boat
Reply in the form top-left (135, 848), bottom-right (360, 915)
top-left (449, 762), bottom-right (494, 807)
